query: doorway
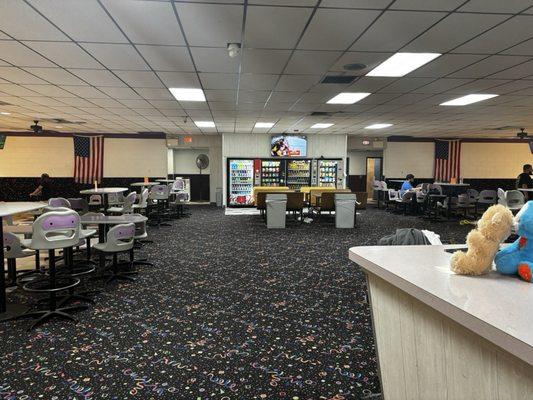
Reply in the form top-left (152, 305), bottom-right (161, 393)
top-left (366, 157), bottom-right (383, 200)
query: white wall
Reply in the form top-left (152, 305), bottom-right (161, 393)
top-left (383, 140), bottom-right (532, 179)
top-left (173, 149), bottom-right (211, 174)
top-left (348, 150), bottom-right (383, 175)
top-left (0, 135), bottom-right (167, 177)
top-left (383, 141), bottom-right (435, 178)
top-left (222, 133), bottom-right (348, 204)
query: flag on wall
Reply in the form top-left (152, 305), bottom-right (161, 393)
top-left (73, 135), bottom-right (104, 184)
top-left (434, 139), bottom-right (461, 182)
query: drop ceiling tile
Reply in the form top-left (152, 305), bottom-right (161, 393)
top-left (149, 100), bottom-right (183, 109)
top-left (268, 92), bottom-right (302, 103)
top-left (239, 73), bottom-right (279, 90)
top-left (0, 84), bottom-right (41, 97)
top-left (23, 68), bottom-right (88, 85)
top-left (190, 48), bottom-right (240, 73)
top-left (0, 0), bottom-right (69, 41)
top-left (299, 9), bottom-right (379, 50)
top-left (276, 74), bottom-right (321, 91)
top-left (157, 72), bottom-right (201, 88)
top-left (245, 6), bottom-right (312, 49)
top-left (347, 76), bottom-right (396, 92)
top-left (67, 69), bottom-right (125, 87)
top-left (351, 11), bottom-right (445, 52)
top-left (238, 91), bottom-right (270, 102)
top-left (379, 77), bottom-right (435, 93)
top-left (458, 0), bottom-right (533, 13)
top-left (199, 73), bottom-right (237, 89)
top-left (113, 70), bottom-right (163, 88)
top-left (449, 55), bottom-right (530, 78)
top-left (80, 43), bottom-right (149, 70)
top-left (445, 79), bottom-right (511, 94)
top-left (454, 15), bottom-right (533, 54)
top-left (82, 98), bottom-right (125, 108)
top-left (176, 3), bottom-right (243, 47)
top-left (405, 13), bottom-right (508, 53)
top-left (100, 0), bottom-right (185, 45)
top-left (28, 0), bottom-right (127, 43)
top-left (120, 99), bottom-right (154, 109)
top-left (242, 49), bottom-right (291, 74)
top-left (503, 38), bottom-right (533, 56)
top-left (320, 0), bottom-right (391, 8)
top-left (411, 78), bottom-right (474, 94)
top-left (24, 96), bottom-right (69, 107)
top-left (205, 90), bottom-right (236, 102)
top-left (0, 41), bottom-right (55, 67)
top-left (23, 41), bottom-right (103, 69)
top-left (136, 88), bottom-right (174, 100)
top-left (134, 45), bottom-right (192, 72)
top-left (22, 84), bottom-right (77, 97)
top-left (98, 86), bottom-right (141, 100)
top-left (285, 51), bottom-right (342, 74)
top-left (59, 85), bottom-right (110, 99)
top-left (390, 0), bottom-right (465, 10)
top-left (409, 54), bottom-right (487, 78)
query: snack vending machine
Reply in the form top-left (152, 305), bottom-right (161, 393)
top-left (312, 159), bottom-right (345, 188)
top-left (285, 159), bottom-right (312, 189)
top-left (260, 159), bottom-right (285, 187)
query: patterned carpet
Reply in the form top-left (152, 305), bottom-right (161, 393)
top-left (0, 206), bottom-right (471, 399)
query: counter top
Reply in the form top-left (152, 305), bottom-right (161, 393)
top-left (349, 245), bottom-right (533, 366)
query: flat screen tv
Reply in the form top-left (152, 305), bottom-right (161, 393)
top-left (270, 135), bottom-right (307, 157)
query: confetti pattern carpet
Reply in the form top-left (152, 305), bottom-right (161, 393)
top-left (0, 206), bottom-right (471, 399)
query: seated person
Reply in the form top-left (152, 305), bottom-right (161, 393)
top-left (400, 174), bottom-right (415, 196)
top-left (516, 163), bottom-right (532, 200)
top-left (29, 173), bottom-right (52, 201)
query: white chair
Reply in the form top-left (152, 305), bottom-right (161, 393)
top-left (476, 190), bottom-right (497, 216)
top-left (386, 189), bottom-right (399, 210)
top-left (505, 190), bottom-right (525, 212)
top-left (107, 192), bottom-right (136, 214)
top-left (3, 232), bottom-right (36, 286)
top-left (395, 191), bottom-right (415, 214)
top-left (132, 188), bottom-right (149, 215)
top-left (456, 193), bottom-right (475, 217)
top-left (497, 188), bottom-right (507, 206)
top-left (48, 198), bottom-right (71, 208)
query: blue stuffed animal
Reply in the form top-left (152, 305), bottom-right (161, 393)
top-left (495, 201), bottom-right (533, 282)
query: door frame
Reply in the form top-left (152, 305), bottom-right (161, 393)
top-left (365, 156), bottom-right (383, 193)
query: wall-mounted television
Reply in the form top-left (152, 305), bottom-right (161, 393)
top-left (270, 135), bottom-right (307, 157)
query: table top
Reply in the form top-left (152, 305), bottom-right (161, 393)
top-left (131, 182), bottom-right (159, 187)
top-left (0, 202), bottom-right (46, 217)
top-left (157, 179), bottom-right (175, 183)
top-left (349, 244), bottom-right (533, 366)
top-left (80, 214), bottom-right (147, 225)
top-left (518, 188), bottom-right (533, 192)
top-left (3, 224), bottom-right (32, 234)
top-left (80, 187), bottom-right (128, 195)
top-left (434, 182), bottom-right (470, 187)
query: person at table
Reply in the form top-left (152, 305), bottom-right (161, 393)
top-left (516, 163), bottom-right (532, 199)
top-left (29, 173), bottom-right (52, 200)
top-left (399, 174), bottom-right (416, 196)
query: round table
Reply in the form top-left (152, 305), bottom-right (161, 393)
top-left (130, 182), bottom-right (159, 193)
top-left (79, 188), bottom-right (128, 210)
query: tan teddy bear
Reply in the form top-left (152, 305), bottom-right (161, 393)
top-left (450, 204), bottom-right (514, 275)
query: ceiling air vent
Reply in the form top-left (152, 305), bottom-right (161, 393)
top-left (321, 75), bottom-right (359, 84)
top-left (310, 111), bottom-right (334, 117)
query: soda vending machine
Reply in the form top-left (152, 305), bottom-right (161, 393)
top-left (227, 158), bottom-right (256, 206)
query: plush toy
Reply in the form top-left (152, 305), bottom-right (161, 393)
top-left (450, 204), bottom-right (514, 275)
top-left (495, 201), bottom-right (533, 282)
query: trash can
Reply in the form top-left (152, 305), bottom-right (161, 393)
top-left (216, 187), bottom-right (223, 207)
top-left (335, 193), bottom-right (357, 228)
top-left (266, 193), bottom-right (287, 229)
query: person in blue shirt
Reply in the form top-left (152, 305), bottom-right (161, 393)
top-left (400, 174), bottom-right (415, 196)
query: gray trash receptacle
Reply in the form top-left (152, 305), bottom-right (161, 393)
top-left (335, 193), bottom-right (357, 228)
top-left (216, 187), bottom-right (223, 207)
top-left (266, 193), bottom-right (287, 229)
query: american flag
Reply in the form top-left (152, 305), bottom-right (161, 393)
top-left (434, 139), bottom-right (461, 182)
top-left (73, 135), bottom-right (104, 184)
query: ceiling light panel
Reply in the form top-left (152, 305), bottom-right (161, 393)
top-left (327, 92), bottom-right (371, 104)
top-left (367, 52), bottom-right (441, 77)
top-left (440, 94), bottom-right (498, 106)
top-left (169, 88), bottom-right (206, 102)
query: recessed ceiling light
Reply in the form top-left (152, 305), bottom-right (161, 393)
top-left (365, 123), bottom-right (393, 129)
top-left (440, 94), bottom-right (498, 106)
top-left (255, 122), bottom-right (274, 128)
top-left (195, 121), bottom-right (215, 128)
top-left (0, 111), bottom-right (11, 115)
top-left (366, 52), bottom-right (441, 77)
top-left (55, 125), bottom-right (62, 128)
top-left (169, 88), bottom-right (206, 102)
top-left (311, 123), bottom-right (334, 129)
top-left (327, 92), bottom-right (371, 104)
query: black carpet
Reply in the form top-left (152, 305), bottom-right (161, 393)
top-left (0, 207), bottom-right (471, 399)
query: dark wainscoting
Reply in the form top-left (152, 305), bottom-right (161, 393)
top-left (172, 174), bottom-right (210, 202)
top-left (347, 175), bottom-right (366, 192)
top-left (1, 175), bottom-right (211, 202)
top-left (386, 178), bottom-right (517, 191)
